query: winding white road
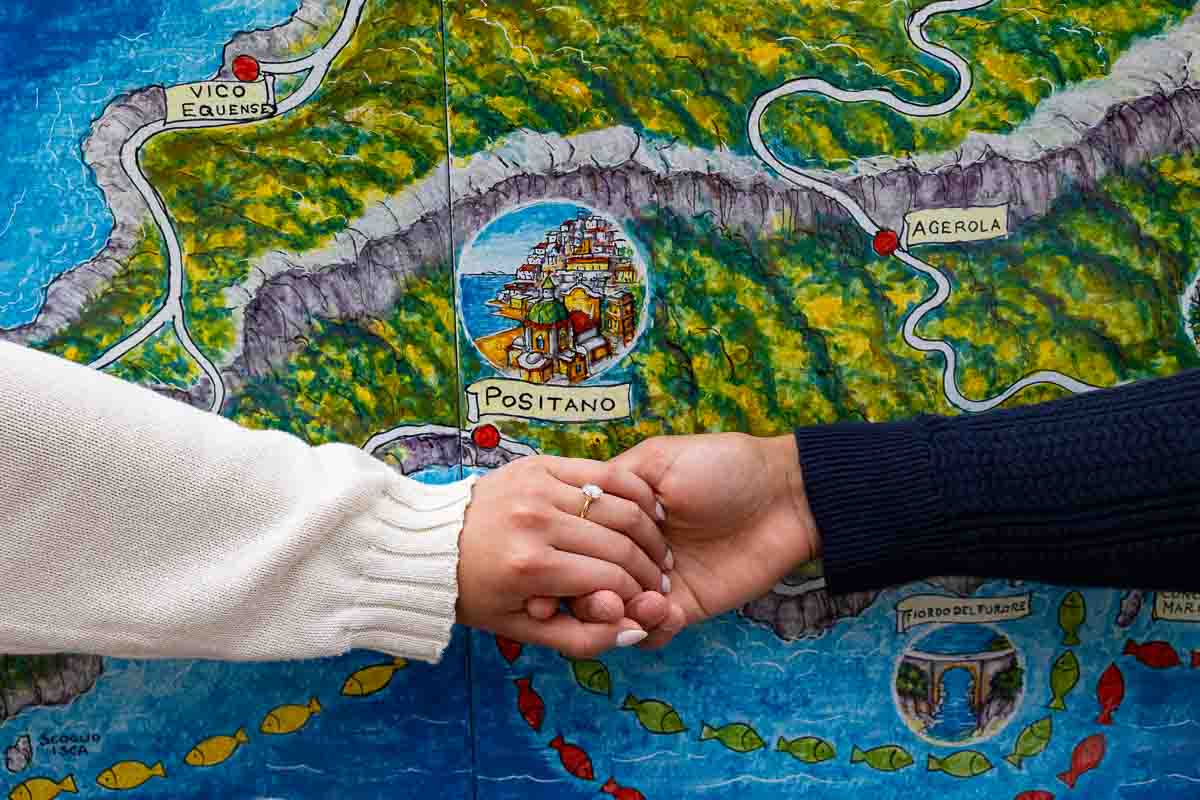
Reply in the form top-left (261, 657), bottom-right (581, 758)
top-left (362, 423), bottom-right (538, 459)
top-left (748, 0), bottom-right (1100, 412)
top-left (88, 0), bottom-right (368, 414)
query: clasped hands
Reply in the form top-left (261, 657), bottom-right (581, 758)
top-left (456, 433), bottom-right (820, 657)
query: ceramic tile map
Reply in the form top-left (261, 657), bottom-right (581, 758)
top-left (3, 0), bottom-right (1200, 797)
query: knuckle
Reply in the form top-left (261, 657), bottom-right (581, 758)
top-left (509, 503), bottom-right (548, 529)
top-left (632, 439), bottom-right (664, 466)
top-left (524, 479), bottom-right (557, 503)
top-left (507, 550), bottom-right (544, 578)
top-left (520, 455), bottom-right (548, 475)
top-left (598, 462), bottom-right (622, 490)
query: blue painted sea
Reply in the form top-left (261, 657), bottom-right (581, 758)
top-left (460, 274), bottom-right (522, 340)
top-left (22, 640), bottom-right (474, 799)
top-left (471, 584), bottom-right (1200, 799)
top-left (0, 0), bottom-right (299, 328)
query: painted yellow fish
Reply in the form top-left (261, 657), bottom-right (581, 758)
top-left (261, 697), bottom-right (322, 735)
top-left (927, 750), bottom-right (993, 778)
top-left (1059, 591), bottom-right (1086, 646)
top-left (851, 744), bottom-right (914, 772)
top-left (1005, 716), bottom-right (1052, 769)
top-left (1048, 650), bottom-right (1080, 711)
top-left (8, 775), bottom-right (76, 800)
top-left (185, 728), bottom-right (249, 767)
top-left (341, 658), bottom-right (408, 697)
top-left (96, 761), bottom-right (165, 791)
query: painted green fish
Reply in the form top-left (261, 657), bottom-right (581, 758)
top-left (850, 744), bottom-right (914, 772)
top-left (621, 695), bottom-right (685, 734)
top-left (776, 736), bottom-right (835, 764)
top-left (927, 750), bottom-right (993, 778)
top-left (1048, 650), bottom-right (1080, 711)
top-left (700, 722), bottom-right (764, 753)
top-left (1059, 591), bottom-right (1086, 645)
top-left (565, 657), bottom-right (611, 697)
top-left (1005, 716), bottom-right (1052, 768)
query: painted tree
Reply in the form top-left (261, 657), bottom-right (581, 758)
top-left (895, 662), bottom-right (929, 699)
top-left (990, 662), bottom-right (1025, 702)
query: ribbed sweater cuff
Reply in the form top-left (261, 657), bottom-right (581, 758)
top-left (337, 474), bottom-right (478, 664)
top-left (794, 419), bottom-right (947, 595)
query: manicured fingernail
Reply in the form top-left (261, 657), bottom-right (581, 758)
top-left (617, 629), bottom-right (648, 648)
top-left (655, 500), bottom-right (667, 522)
top-left (664, 547), bottom-right (675, 571)
top-left (661, 574), bottom-right (672, 594)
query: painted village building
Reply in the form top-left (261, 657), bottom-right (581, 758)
top-left (507, 277), bottom-right (611, 384)
top-left (490, 210), bottom-right (638, 383)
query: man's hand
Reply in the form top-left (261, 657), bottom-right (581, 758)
top-left (609, 433), bottom-right (819, 648)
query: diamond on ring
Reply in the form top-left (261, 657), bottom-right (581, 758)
top-left (579, 484), bottom-right (604, 519)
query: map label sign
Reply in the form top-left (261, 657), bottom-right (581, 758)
top-left (165, 80), bottom-right (274, 124)
top-left (1152, 591), bottom-right (1200, 622)
top-left (895, 592), bottom-right (1032, 634)
top-left (904, 204), bottom-right (1009, 246)
top-left (466, 378), bottom-right (632, 424)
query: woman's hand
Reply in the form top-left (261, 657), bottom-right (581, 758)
top-left (456, 454), bottom-right (676, 658)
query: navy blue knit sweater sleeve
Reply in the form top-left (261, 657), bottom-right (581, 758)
top-left (794, 370), bottom-right (1200, 594)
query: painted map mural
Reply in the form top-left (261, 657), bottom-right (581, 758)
top-left (3, 0), bottom-right (1200, 797)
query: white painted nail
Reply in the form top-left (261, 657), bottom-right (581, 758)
top-left (655, 500), bottom-right (667, 522)
top-left (664, 547), bottom-right (675, 572)
top-left (661, 574), bottom-right (672, 594)
top-left (616, 629), bottom-right (649, 648)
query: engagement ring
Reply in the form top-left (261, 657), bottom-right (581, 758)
top-left (579, 484), bottom-right (604, 519)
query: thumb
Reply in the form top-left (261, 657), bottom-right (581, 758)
top-left (610, 437), bottom-right (677, 489)
top-left (501, 614), bottom-right (648, 659)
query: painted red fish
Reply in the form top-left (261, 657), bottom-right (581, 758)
top-left (496, 635), bottom-right (522, 665)
top-left (1123, 639), bottom-right (1181, 669)
top-left (602, 777), bottom-right (646, 800)
top-left (1096, 663), bottom-right (1125, 725)
top-left (550, 735), bottom-right (594, 780)
top-left (1014, 792), bottom-right (1054, 800)
top-left (514, 678), bottom-right (545, 731)
top-left (1057, 733), bottom-right (1105, 789)
top-left (1192, 650), bottom-right (1200, 669)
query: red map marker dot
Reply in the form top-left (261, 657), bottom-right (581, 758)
top-left (232, 55), bottom-right (261, 83)
top-left (472, 424), bottom-right (500, 450)
top-left (873, 229), bottom-right (900, 257)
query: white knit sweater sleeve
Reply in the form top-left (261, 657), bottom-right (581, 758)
top-left (0, 341), bottom-right (476, 664)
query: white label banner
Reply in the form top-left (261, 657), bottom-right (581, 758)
top-left (165, 81), bottom-right (274, 124)
top-left (465, 379), bottom-right (632, 423)
top-left (895, 593), bottom-right (1032, 634)
top-left (905, 204), bottom-right (1009, 246)
top-left (1152, 592), bottom-right (1200, 622)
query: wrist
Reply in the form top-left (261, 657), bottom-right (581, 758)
top-left (758, 434), bottom-right (820, 561)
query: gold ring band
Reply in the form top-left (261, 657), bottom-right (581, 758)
top-left (579, 484), bottom-right (603, 519)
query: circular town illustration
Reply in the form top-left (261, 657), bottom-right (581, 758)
top-left (457, 201), bottom-right (649, 384)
